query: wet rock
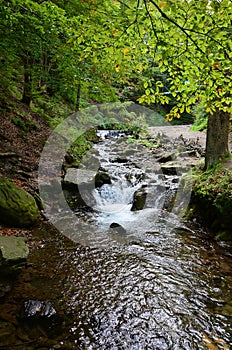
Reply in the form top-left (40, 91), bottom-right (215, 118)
top-left (110, 223), bottom-right (126, 234)
top-left (131, 187), bottom-right (147, 211)
top-left (110, 157), bottom-right (129, 163)
top-left (23, 300), bottom-right (56, 318)
top-left (105, 130), bottom-right (122, 138)
top-left (62, 169), bottom-right (97, 209)
top-left (160, 163), bottom-right (178, 175)
top-left (95, 170), bottom-right (111, 188)
top-left (0, 178), bottom-right (39, 228)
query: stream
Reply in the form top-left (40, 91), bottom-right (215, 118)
top-left (0, 131), bottom-right (231, 350)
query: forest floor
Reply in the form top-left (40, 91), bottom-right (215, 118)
top-left (0, 97), bottom-right (232, 237)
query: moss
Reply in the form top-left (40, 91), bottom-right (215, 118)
top-left (189, 166), bottom-right (232, 242)
top-left (64, 128), bottom-right (99, 169)
top-left (0, 178), bottom-right (40, 227)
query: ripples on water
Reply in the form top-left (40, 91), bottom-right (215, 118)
top-left (56, 226), bottom-right (231, 350)
top-left (54, 133), bottom-right (232, 350)
top-left (52, 134), bottom-right (232, 349)
top-left (0, 132), bottom-right (231, 349)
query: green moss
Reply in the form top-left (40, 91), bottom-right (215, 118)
top-left (0, 178), bottom-right (40, 227)
top-left (190, 166), bottom-right (232, 242)
top-left (64, 128), bottom-right (99, 168)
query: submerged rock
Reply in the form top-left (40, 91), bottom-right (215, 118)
top-left (0, 178), bottom-right (39, 228)
top-left (23, 300), bottom-right (56, 318)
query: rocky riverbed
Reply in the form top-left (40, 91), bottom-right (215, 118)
top-left (0, 128), bottom-right (232, 350)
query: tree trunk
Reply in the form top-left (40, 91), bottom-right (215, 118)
top-left (22, 55), bottom-right (33, 106)
top-left (205, 110), bottom-right (230, 169)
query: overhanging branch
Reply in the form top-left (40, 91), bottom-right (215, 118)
top-left (146, 0), bottom-right (205, 55)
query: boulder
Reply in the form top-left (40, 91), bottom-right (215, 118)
top-left (0, 236), bottom-right (29, 261)
top-left (95, 170), bottom-right (111, 188)
top-left (0, 178), bottom-right (39, 227)
top-left (63, 168), bottom-right (96, 188)
top-left (160, 160), bottom-right (196, 175)
top-left (0, 236), bottom-right (29, 276)
top-left (131, 187), bottom-right (147, 211)
top-left (110, 223), bottom-right (126, 234)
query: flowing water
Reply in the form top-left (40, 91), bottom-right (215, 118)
top-left (0, 131), bottom-right (231, 350)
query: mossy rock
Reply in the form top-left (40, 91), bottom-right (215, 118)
top-left (0, 178), bottom-right (39, 227)
top-left (0, 236), bottom-right (29, 261)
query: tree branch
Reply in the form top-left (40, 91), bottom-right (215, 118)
top-left (146, 0), bottom-right (205, 55)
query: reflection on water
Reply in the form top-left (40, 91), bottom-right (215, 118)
top-left (1, 221), bottom-right (230, 349)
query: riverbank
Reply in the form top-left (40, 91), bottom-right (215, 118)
top-left (149, 125), bottom-right (232, 243)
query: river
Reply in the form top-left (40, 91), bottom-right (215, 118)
top-left (0, 130), bottom-right (231, 350)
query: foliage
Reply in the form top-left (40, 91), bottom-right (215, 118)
top-left (32, 96), bottom-right (74, 129)
top-left (132, 0), bottom-right (232, 120)
top-left (190, 101), bottom-right (208, 131)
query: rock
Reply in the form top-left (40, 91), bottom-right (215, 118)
top-left (0, 236), bottom-right (29, 276)
top-left (0, 178), bottom-right (39, 227)
top-left (177, 150), bottom-right (198, 158)
top-left (110, 157), bottom-right (129, 163)
top-left (21, 300), bottom-right (62, 332)
top-left (160, 161), bottom-right (196, 175)
top-left (0, 236), bottom-right (29, 261)
top-left (157, 152), bottom-right (175, 163)
top-left (95, 170), bottom-right (111, 188)
top-left (63, 168), bottom-right (96, 187)
top-left (131, 187), bottom-right (147, 211)
top-left (110, 223), bottom-right (126, 234)
top-left (160, 163), bottom-right (178, 175)
top-left (23, 300), bottom-right (56, 318)
top-left (62, 168), bottom-right (97, 208)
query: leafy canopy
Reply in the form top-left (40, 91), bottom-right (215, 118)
top-left (101, 0), bottom-right (232, 119)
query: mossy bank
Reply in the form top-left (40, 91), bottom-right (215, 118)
top-left (188, 165), bottom-right (232, 243)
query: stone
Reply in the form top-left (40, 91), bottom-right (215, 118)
top-left (110, 223), bottom-right (126, 234)
top-left (63, 168), bottom-right (96, 187)
top-left (0, 236), bottom-right (29, 261)
top-left (0, 178), bottom-right (39, 227)
top-left (23, 300), bottom-right (56, 318)
top-left (160, 160), bottom-right (196, 175)
top-left (131, 187), bottom-right (147, 211)
top-left (0, 236), bottom-right (29, 277)
top-left (95, 170), bottom-right (111, 188)
top-left (157, 152), bottom-right (175, 163)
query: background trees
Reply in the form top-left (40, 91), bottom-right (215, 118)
top-left (0, 0), bottom-right (231, 168)
top-left (107, 0), bottom-right (231, 168)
